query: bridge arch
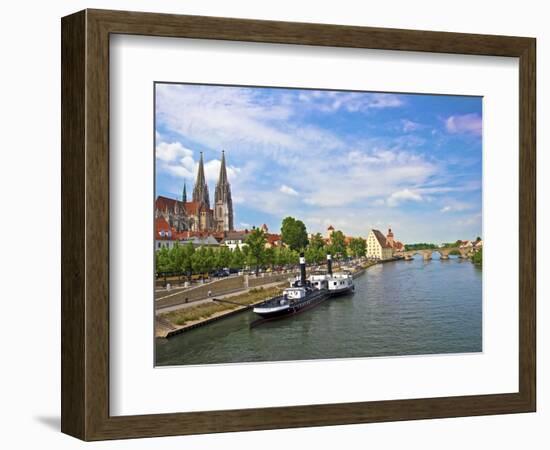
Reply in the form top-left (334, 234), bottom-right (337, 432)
top-left (402, 247), bottom-right (472, 260)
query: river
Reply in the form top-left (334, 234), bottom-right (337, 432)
top-left (155, 255), bottom-right (482, 366)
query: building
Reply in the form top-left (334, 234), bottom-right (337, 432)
top-left (155, 216), bottom-right (224, 250)
top-left (326, 225), bottom-right (335, 241)
top-left (214, 151), bottom-right (234, 232)
top-left (366, 229), bottom-right (394, 260)
top-left (385, 228), bottom-right (404, 253)
top-left (459, 240), bottom-right (473, 249)
top-left (155, 151), bottom-right (234, 233)
top-left (221, 230), bottom-right (251, 251)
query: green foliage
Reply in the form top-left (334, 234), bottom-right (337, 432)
top-left (305, 245), bottom-right (326, 265)
top-left (215, 246), bottom-right (232, 269)
top-left (264, 246), bottom-right (275, 267)
top-left (245, 228), bottom-right (268, 274)
top-left (472, 248), bottom-right (483, 266)
top-left (348, 237), bottom-right (367, 258)
top-left (281, 216), bottom-right (308, 251)
top-left (308, 232), bottom-right (325, 250)
top-left (404, 243), bottom-right (438, 251)
top-left (191, 247), bottom-right (210, 274)
top-left (182, 243), bottom-right (195, 274)
top-left (156, 246), bottom-right (173, 273)
top-left (230, 246), bottom-right (245, 269)
top-left (329, 230), bottom-right (346, 258)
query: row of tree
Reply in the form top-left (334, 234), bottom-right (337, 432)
top-left (155, 216), bottom-right (368, 276)
top-left (280, 217), bottom-right (366, 257)
top-left (155, 241), bottom-right (305, 276)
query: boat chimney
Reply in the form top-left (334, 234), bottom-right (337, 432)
top-left (299, 252), bottom-right (307, 286)
top-left (327, 253), bottom-right (333, 276)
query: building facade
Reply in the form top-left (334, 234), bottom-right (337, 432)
top-left (366, 229), bottom-right (394, 260)
top-left (155, 151), bottom-right (234, 233)
top-left (213, 151), bottom-right (234, 232)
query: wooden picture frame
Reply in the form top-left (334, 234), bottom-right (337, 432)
top-left (61, 9), bottom-right (536, 441)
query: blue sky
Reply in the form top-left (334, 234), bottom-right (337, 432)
top-left (155, 83), bottom-right (482, 244)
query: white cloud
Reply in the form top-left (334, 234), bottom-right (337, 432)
top-left (280, 184), bottom-right (298, 196)
top-left (296, 91), bottom-right (403, 113)
top-left (401, 119), bottom-right (422, 132)
top-left (156, 140), bottom-right (241, 185)
top-left (445, 113), bottom-right (482, 135)
top-left (387, 189), bottom-right (424, 207)
top-left (203, 158), bottom-right (240, 184)
top-left (156, 141), bottom-right (193, 163)
top-left (301, 148), bottom-right (437, 208)
top-left (439, 201), bottom-right (474, 213)
top-left (155, 84), bottom-right (481, 242)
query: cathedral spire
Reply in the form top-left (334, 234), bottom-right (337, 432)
top-left (196, 152), bottom-right (206, 187)
top-left (218, 150), bottom-right (228, 185)
top-left (182, 180), bottom-right (187, 203)
top-left (192, 151), bottom-right (210, 207)
top-left (214, 150), bottom-right (234, 231)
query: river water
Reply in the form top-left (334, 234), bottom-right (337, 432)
top-left (155, 255), bottom-right (482, 366)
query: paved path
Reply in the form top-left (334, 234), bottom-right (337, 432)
top-left (155, 281), bottom-right (286, 314)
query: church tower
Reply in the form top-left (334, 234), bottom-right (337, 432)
top-left (192, 152), bottom-right (210, 207)
top-left (214, 150), bottom-right (234, 231)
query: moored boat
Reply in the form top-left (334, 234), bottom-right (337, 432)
top-left (309, 254), bottom-right (355, 297)
top-left (253, 253), bottom-right (329, 319)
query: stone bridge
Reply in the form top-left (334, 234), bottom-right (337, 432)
top-left (401, 247), bottom-right (475, 261)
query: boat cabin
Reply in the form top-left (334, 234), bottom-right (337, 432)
top-left (283, 287), bottom-right (307, 300)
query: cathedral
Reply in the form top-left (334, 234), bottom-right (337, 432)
top-left (155, 151), bottom-right (234, 233)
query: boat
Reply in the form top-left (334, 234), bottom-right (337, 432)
top-left (252, 253), bottom-right (329, 319)
top-left (309, 254), bottom-right (355, 297)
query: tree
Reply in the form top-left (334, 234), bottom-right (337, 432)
top-left (205, 247), bottom-right (216, 273)
top-left (245, 228), bottom-right (267, 275)
top-left (348, 237), bottom-right (366, 258)
top-left (216, 246), bottom-right (232, 269)
top-left (264, 246), bottom-right (275, 268)
top-left (472, 247), bottom-right (483, 266)
top-left (230, 246), bottom-right (245, 269)
top-left (171, 242), bottom-right (186, 273)
top-left (404, 243), bottom-right (437, 251)
top-left (281, 216), bottom-right (308, 251)
top-left (309, 232), bottom-right (325, 250)
top-left (329, 230), bottom-right (346, 258)
top-left (156, 246), bottom-right (173, 274)
top-left (182, 242), bottom-right (195, 274)
top-left (191, 248), bottom-right (207, 275)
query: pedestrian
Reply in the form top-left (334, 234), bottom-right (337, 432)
top-left (208, 290), bottom-right (212, 297)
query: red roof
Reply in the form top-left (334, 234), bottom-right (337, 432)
top-left (184, 201), bottom-right (200, 214)
top-left (372, 229), bottom-right (392, 248)
top-left (155, 196), bottom-right (214, 216)
top-left (327, 225), bottom-right (335, 230)
top-left (155, 216), bottom-right (171, 231)
top-left (155, 196), bottom-right (185, 211)
top-left (266, 234), bottom-right (282, 246)
top-left (155, 216), bottom-right (176, 240)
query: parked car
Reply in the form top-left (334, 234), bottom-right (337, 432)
top-left (212, 269), bottom-right (230, 278)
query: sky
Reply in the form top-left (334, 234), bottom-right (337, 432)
top-left (155, 83), bottom-right (482, 244)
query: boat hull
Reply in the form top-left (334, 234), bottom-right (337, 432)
top-left (253, 290), bottom-right (329, 319)
top-left (328, 285), bottom-right (355, 297)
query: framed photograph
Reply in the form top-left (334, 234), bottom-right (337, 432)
top-left (61, 9), bottom-right (536, 440)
